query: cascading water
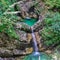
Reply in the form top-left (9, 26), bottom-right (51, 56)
top-left (23, 27), bottom-right (53, 60)
top-left (31, 27), bottom-right (40, 56)
top-left (31, 27), bottom-right (40, 60)
top-left (31, 27), bottom-right (38, 52)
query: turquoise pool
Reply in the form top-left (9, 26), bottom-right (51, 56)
top-left (23, 18), bottom-right (37, 26)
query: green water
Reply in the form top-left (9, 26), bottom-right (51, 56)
top-left (23, 52), bottom-right (53, 60)
top-left (23, 18), bottom-right (37, 26)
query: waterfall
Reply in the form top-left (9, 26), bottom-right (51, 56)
top-left (31, 27), bottom-right (38, 52)
top-left (23, 27), bottom-right (52, 60)
top-left (31, 27), bottom-right (40, 56)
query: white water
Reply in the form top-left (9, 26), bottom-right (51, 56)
top-left (31, 27), bottom-right (41, 60)
top-left (31, 27), bottom-right (38, 52)
top-left (39, 56), bottom-right (40, 60)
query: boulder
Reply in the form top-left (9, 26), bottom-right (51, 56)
top-left (0, 48), bottom-right (13, 57)
top-left (15, 22), bottom-right (30, 31)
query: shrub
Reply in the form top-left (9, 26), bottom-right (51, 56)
top-left (41, 12), bottom-right (60, 46)
top-left (0, 15), bottom-right (19, 39)
top-left (43, 0), bottom-right (60, 8)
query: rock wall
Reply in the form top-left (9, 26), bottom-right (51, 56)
top-left (0, 32), bottom-right (32, 60)
top-left (0, 22), bottom-right (33, 59)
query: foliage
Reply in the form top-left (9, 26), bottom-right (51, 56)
top-left (43, 0), bottom-right (60, 8)
top-left (0, 15), bottom-right (19, 39)
top-left (0, 0), bottom-right (17, 15)
top-left (0, 0), bottom-right (19, 39)
top-left (41, 12), bottom-right (60, 46)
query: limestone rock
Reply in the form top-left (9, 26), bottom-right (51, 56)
top-left (13, 49), bottom-right (25, 55)
top-left (27, 33), bottom-right (32, 43)
top-left (15, 56), bottom-right (24, 60)
top-left (35, 32), bottom-right (41, 44)
top-left (0, 39), bottom-right (4, 47)
top-left (25, 47), bottom-right (33, 54)
top-left (16, 30), bottom-right (27, 42)
top-left (0, 57), bottom-right (15, 60)
top-left (0, 57), bottom-right (3, 60)
top-left (0, 48), bottom-right (13, 57)
top-left (15, 22), bottom-right (30, 30)
top-left (45, 50), bottom-right (52, 54)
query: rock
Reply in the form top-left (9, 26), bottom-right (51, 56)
top-left (32, 15), bottom-right (44, 31)
top-left (35, 32), bottom-right (41, 44)
top-left (6, 40), bottom-right (16, 50)
top-left (35, 32), bottom-right (43, 51)
top-left (0, 33), bottom-right (9, 41)
top-left (15, 22), bottom-right (30, 31)
top-left (25, 47), bottom-right (33, 54)
top-left (15, 56), bottom-right (24, 60)
top-left (15, 22), bottom-right (22, 29)
top-left (39, 47), bottom-right (46, 51)
top-left (4, 58), bottom-right (15, 60)
top-left (0, 57), bottom-right (3, 60)
top-left (0, 57), bottom-right (15, 60)
top-left (45, 50), bottom-right (52, 54)
top-left (4, 39), bottom-right (20, 50)
top-left (27, 33), bottom-right (32, 43)
top-left (0, 39), bottom-right (4, 47)
top-left (16, 30), bottom-right (27, 42)
top-left (0, 48), bottom-right (13, 57)
top-left (33, 14), bottom-right (38, 19)
top-left (13, 49), bottom-right (26, 55)
top-left (18, 0), bottom-right (33, 12)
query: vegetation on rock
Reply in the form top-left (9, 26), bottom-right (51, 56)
top-left (43, 0), bottom-right (60, 8)
top-left (0, 0), bottom-right (19, 39)
top-left (41, 12), bottom-right (60, 47)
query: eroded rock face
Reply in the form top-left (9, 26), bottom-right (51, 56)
top-left (18, 0), bottom-right (33, 12)
top-left (0, 30), bottom-right (33, 59)
top-left (15, 22), bottom-right (30, 31)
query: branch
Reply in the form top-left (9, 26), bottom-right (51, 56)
top-left (4, 11), bottom-right (21, 15)
top-left (5, 1), bottom-right (22, 12)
